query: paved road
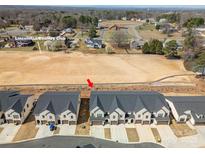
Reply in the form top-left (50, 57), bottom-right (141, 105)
top-left (0, 136), bottom-right (164, 148)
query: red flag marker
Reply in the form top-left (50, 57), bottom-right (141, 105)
top-left (87, 79), bottom-right (94, 88)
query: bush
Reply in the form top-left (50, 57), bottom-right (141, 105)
top-left (142, 39), bottom-right (163, 55)
top-left (32, 46), bottom-right (38, 51)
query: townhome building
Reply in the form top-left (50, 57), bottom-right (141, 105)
top-left (166, 96), bottom-right (205, 125)
top-left (33, 91), bottom-right (80, 125)
top-left (0, 91), bottom-right (35, 124)
top-left (89, 91), bottom-right (170, 125)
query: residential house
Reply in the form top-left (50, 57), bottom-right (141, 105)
top-left (60, 28), bottom-right (75, 37)
top-left (15, 38), bottom-right (35, 47)
top-left (33, 91), bottom-right (80, 125)
top-left (89, 91), bottom-right (170, 125)
top-left (0, 91), bottom-right (35, 124)
top-left (130, 39), bottom-right (145, 49)
top-left (166, 96), bottom-right (205, 125)
top-left (85, 38), bottom-right (103, 49)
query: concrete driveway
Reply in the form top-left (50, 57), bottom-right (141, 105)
top-left (136, 124), bottom-right (155, 143)
top-left (35, 125), bottom-right (53, 139)
top-left (0, 124), bottom-right (20, 143)
top-left (110, 124), bottom-right (128, 143)
top-left (59, 125), bottom-right (76, 136)
top-left (154, 125), bottom-right (177, 147)
top-left (90, 126), bottom-right (104, 139)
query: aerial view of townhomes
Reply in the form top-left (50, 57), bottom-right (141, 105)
top-left (1, 0), bottom-right (205, 150)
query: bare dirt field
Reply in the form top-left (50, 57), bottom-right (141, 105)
top-left (170, 120), bottom-right (197, 138)
top-left (0, 51), bottom-right (192, 85)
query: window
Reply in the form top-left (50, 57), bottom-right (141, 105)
top-left (145, 115), bottom-right (149, 119)
top-left (63, 115), bottom-right (66, 118)
top-left (138, 115), bottom-right (141, 118)
top-left (7, 114), bottom-right (10, 117)
top-left (158, 113), bottom-right (163, 117)
top-left (23, 109), bottom-right (26, 112)
top-left (13, 115), bottom-right (19, 119)
top-left (97, 114), bottom-right (102, 117)
top-left (113, 115), bottom-right (116, 119)
top-left (27, 104), bottom-right (29, 108)
top-left (180, 118), bottom-right (185, 122)
top-left (120, 115), bottom-right (123, 118)
top-left (49, 116), bottom-right (52, 119)
top-left (71, 116), bottom-right (73, 119)
top-left (42, 115), bottom-right (45, 118)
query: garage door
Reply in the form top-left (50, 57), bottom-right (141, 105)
top-left (135, 120), bottom-right (142, 124)
top-left (7, 119), bottom-right (13, 124)
top-left (92, 121), bottom-right (102, 125)
top-left (41, 120), bottom-right (47, 124)
top-left (62, 120), bottom-right (69, 124)
top-left (118, 120), bottom-right (124, 124)
top-left (157, 121), bottom-right (169, 125)
top-left (195, 122), bottom-right (205, 125)
top-left (69, 121), bottom-right (76, 125)
top-left (142, 121), bottom-right (150, 125)
top-left (14, 120), bottom-right (21, 125)
top-left (111, 121), bottom-right (118, 125)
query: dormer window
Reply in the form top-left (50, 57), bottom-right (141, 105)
top-left (63, 115), bottom-right (66, 118)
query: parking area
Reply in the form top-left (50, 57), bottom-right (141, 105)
top-left (110, 124), bottom-right (128, 143)
top-left (0, 124), bottom-right (20, 143)
top-left (90, 126), bottom-right (104, 139)
top-left (35, 125), bottom-right (54, 139)
top-left (59, 125), bottom-right (76, 136)
top-left (136, 124), bottom-right (155, 143)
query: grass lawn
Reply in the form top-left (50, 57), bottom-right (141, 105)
top-left (125, 128), bottom-right (139, 142)
top-left (151, 128), bottom-right (161, 143)
top-left (54, 127), bottom-right (60, 135)
top-left (0, 127), bottom-right (4, 134)
top-left (13, 115), bottom-right (39, 142)
top-left (170, 120), bottom-right (197, 137)
top-left (104, 128), bottom-right (111, 139)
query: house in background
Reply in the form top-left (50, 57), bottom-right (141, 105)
top-left (166, 96), bottom-right (205, 125)
top-left (33, 91), bottom-right (80, 125)
top-left (89, 91), bottom-right (170, 125)
top-left (0, 91), bottom-right (34, 125)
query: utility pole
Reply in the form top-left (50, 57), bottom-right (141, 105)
top-left (37, 41), bottom-right (42, 54)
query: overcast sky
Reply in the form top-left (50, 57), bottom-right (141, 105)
top-left (1, 0), bottom-right (205, 6)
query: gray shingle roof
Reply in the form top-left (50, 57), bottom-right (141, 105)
top-left (0, 91), bottom-right (31, 113)
top-left (90, 91), bottom-right (169, 113)
top-left (33, 91), bottom-right (80, 115)
top-left (167, 96), bottom-right (205, 116)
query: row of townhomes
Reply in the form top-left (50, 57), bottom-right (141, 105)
top-left (0, 90), bottom-right (205, 126)
top-left (89, 91), bottom-right (170, 125)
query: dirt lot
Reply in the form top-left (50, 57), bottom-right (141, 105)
top-left (104, 128), bottom-right (111, 139)
top-left (151, 128), bottom-right (161, 143)
top-left (0, 51), bottom-right (192, 85)
top-left (126, 128), bottom-right (139, 142)
top-left (170, 120), bottom-right (197, 138)
top-left (13, 115), bottom-right (39, 142)
top-left (0, 127), bottom-right (3, 134)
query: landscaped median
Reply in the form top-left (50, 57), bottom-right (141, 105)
top-left (125, 128), bottom-right (139, 142)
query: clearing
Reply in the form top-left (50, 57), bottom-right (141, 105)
top-left (13, 115), bottom-right (39, 142)
top-left (125, 128), bottom-right (139, 142)
top-left (170, 120), bottom-right (198, 137)
top-left (104, 128), bottom-right (111, 139)
top-left (0, 51), bottom-right (192, 85)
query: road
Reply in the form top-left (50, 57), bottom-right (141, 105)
top-left (0, 136), bottom-right (164, 148)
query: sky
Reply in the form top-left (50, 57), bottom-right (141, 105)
top-left (1, 0), bottom-right (205, 6)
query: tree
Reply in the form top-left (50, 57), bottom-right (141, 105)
top-left (88, 25), bottom-right (97, 38)
top-left (33, 22), bottom-right (41, 31)
top-left (61, 16), bottom-right (77, 29)
top-left (111, 30), bottom-right (129, 48)
top-left (163, 40), bottom-right (178, 57)
top-left (183, 17), bottom-right (204, 28)
top-left (142, 42), bottom-right (150, 54)
top-left (92, 17), bottom-right (99, 27)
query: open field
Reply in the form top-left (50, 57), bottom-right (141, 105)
top-left (13, 115), bottom-right (38, 142)
top-left (126, 128), bottom-right (139, 142)
top-left (0, 51), bottom-right (192, 85)
top-left (170, 120), bottom-right (197, 138)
